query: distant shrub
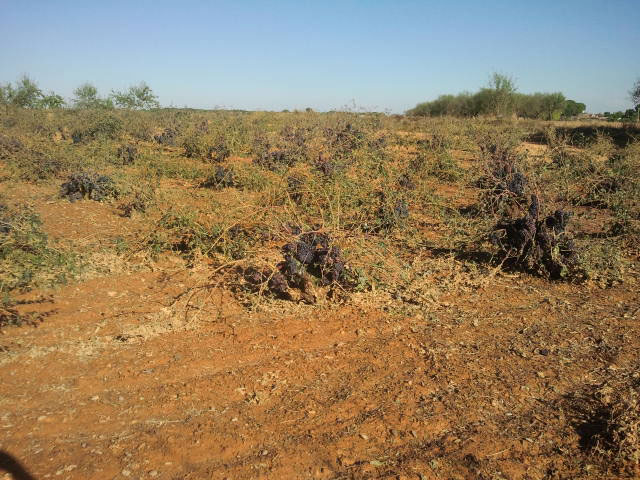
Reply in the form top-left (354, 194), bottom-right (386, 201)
top-left (72, 114), bottom-right (123, 143)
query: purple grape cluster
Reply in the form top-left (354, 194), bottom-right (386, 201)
top-left (282, 232), bottom-right (345, 286)
top-left (201, 166), bottom-right (235, 189)
top-left (244, 267), bottom-right (290, 298)
top-left (60, 173), bottom-right (118, 202)
top-left (244, 232), bottom-right (347, 299)
top-left (154, 128), bottom-right (178, 146)
top-left (491, 195), bottom-right (578, 278)
top-left (286, 176), bottom-right (304, 203)
top-left (117, 144), bottom-right (138, 165)
top-left (207, 141), bottom-right (231, 163)
top-left (0, 135), bottom-right (23, 157)
top-left (398, 173), bottom-right (416, 190)
top-left (314, 156), bottom-right (339, 177)
top-left (324, 123), bottom-right (365, 156)
top-left (254, 149), bottom-right (296, 171)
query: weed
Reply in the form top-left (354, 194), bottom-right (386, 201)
top-left (0, 203), bottom-right (77, 294)
top-left (182, 133), bottom-right (208, 158)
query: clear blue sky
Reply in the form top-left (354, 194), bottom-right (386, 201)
top-left (1, 0), bottom-right (638, 113)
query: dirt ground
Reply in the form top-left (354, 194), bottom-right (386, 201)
top-left (1, 127), bottom-right (639, 479)
top-left (1, 200), bottom-right (639, 480)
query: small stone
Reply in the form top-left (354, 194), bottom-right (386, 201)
top-left (360, 433), bottom-right (369, 440)
top-left (261, 450), bottom-right (269, 456)
top-left (149, 471), bottom-right (158, 478)
top-left (122, 469), bottom-right (131, 477)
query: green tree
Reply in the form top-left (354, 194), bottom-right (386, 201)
top-left (487, 72), bottom-right (517, 117)
top-left (12, 75), bottom-right (43, 107)
top-left (73, 83), bottom-right (113, 109)
top-left (562, 99), bottom-right (586, 119)
top-left (0, 75), bottom-right (44, 108)
top-left (0, 83), bottom-right (12, 105)
top-left (38, 92), bottom-right (65, 109)
top-left (110, 82), bottom-right (159, 110)
top-left (540, 92), bottom-right (566, 120)
top-left (0, 75), bottom-right (65, 109)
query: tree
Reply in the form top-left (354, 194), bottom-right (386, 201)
top-left (38, 92), bottom-right (65, 109)
top-left (562, 99), bottom-right (586, 119)
top-left (73, 83), bottom-right (113, 109)
top-left (11, 75), bottom-right (43, 107)
top-left (0, 75), bottom-right (65, 109)
top-left (110, 82), bottom-right (159, 110)
top-left (630, 78), bottom-right (640, 122)
top-left (0, 83), bottom-right (12, 106)
top-left (487, 72), bottom-right (517, 117)
top-left (0, 75), bottom-right (43, 108)
top-left (540, 92), bottom-right (566, 120)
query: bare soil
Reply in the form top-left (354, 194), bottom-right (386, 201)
top-left (1, 190), bottom-right (639, 480)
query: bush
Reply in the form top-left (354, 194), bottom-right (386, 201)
top-left (72, 114), bottom-right (123, 143)
top-left (0, 203), bottom-right (77, 294)
top-left (60, 173), bottom-right (119, 202)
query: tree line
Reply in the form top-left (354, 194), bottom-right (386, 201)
top-left (0, 75), bottom-right (159, 110)
top-left (407, 73), bottom-right (586, 120)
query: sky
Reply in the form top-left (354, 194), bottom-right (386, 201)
top-left (1, 0), bottom-right (638, 113)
